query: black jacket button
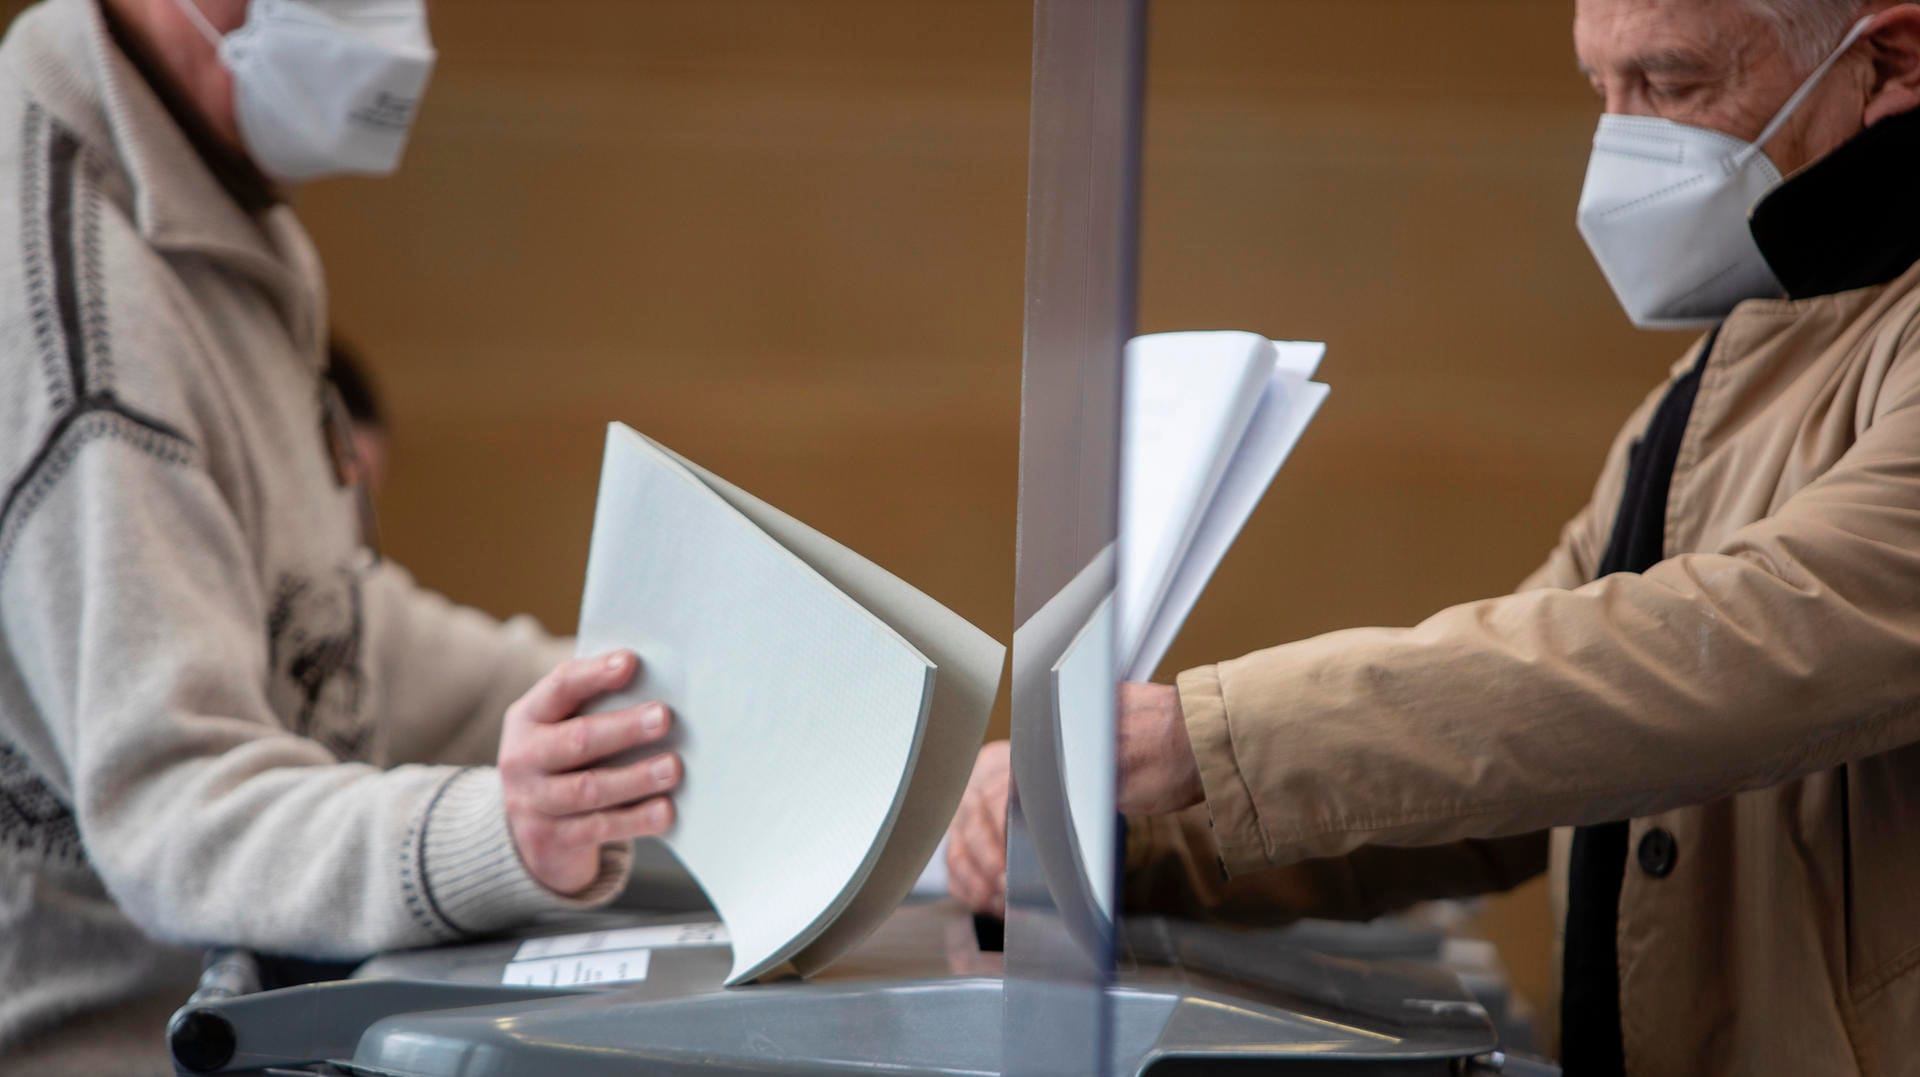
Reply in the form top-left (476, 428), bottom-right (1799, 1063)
top-left (1638, 827), bottom-right (1678, 878)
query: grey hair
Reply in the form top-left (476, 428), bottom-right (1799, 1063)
top-left (1744, 0), bottom-right (1875, 66)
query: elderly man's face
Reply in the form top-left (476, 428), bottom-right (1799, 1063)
top-left (1574, 0), bottom-right (1876, 176)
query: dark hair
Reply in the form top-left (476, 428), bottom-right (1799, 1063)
top-left (326, 337), bottom-right (385, 431)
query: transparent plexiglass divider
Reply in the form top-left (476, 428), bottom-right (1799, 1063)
top-left (1004, 0), bottom-right (1147, 1074)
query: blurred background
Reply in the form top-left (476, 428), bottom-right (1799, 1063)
top-left (6, 0), bottom-right (1704, 1047)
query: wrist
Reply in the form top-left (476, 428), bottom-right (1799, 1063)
top-left (1162, 683), bottom-right (1203, 810)
top-left (422, 769), bottom-right (630, 938)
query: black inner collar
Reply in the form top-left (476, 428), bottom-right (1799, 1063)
top-left (99, 5), bottom-right (279, 217)
top-left (1751, 105), bottom-right (1920, 300)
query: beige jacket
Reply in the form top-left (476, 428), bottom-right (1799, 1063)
top-left (1129, 174), bottom-right (1920, 1076)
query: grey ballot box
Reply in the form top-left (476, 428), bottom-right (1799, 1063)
top-left (167, 902), bottom-right (1557, 1077)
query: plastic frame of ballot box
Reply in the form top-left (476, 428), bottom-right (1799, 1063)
top-left (162, 0), bottom-right (1561, 1074)
top-left (164, 903), bottom-right (1555, 1076)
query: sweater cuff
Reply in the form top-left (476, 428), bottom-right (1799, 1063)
top-left (1176, 663), bottom-right (1270, 876)
top-left (418, 768), bottom-right (632, 936)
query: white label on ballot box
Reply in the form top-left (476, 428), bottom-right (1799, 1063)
top-left (502, 948), bottom-right (653, 987)
top-left (510, 922), bottom-right (729, 962)
top-left (501, 923), bottom-right (729, 986)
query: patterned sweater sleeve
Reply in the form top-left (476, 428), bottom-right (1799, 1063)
top-left (366, 560), bottom-right (575, 768)
top-left (0, 428), bottom-right (627, 958)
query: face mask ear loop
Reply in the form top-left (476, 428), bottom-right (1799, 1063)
top-left (1735, 14), bottom-right (1878, 168)
top-left (168, 0), bottom-right (228, 49)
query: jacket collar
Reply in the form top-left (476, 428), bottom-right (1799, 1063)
top-left (1751, 106), bottom-right (1920, 301)
top-left (3, 0), bottom-right (293, 283)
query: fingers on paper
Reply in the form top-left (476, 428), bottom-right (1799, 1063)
top-left (529, 750), bottom-right (683, 815)
top-left (513, 651), bottom-right (640, 726)
top-left (524, 703), bottom-right (672, 774)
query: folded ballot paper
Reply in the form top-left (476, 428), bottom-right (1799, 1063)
top-left (1014, 332), bottom-right (1328, 947)
top-left (574, 425), bottom-right (1006, 985)
top-left (1118, 331), bottom-right (1329, 682)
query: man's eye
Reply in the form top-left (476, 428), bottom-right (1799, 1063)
top-left (1648, 80), bottom-right (1702, 102)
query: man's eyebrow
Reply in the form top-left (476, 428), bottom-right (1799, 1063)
top-left (1576, 48), bottom-right (1719, 79)
top-left (1635, 48), bottom-right (1718, 75)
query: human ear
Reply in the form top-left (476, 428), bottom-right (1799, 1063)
top-left (1862, 5), bottom-right (1920, 127)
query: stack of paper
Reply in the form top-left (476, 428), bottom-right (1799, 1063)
top-left (1118, 331), bottom-right (1329, 682)
top-left (574, 425), bottom-right (1005, 985)
top-left (1014, 332), bottom-right (1328, 943)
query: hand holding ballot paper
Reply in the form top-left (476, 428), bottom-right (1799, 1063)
top-left (949, 331), bottom-right (1328, 920)
top-left (559, 331), bottom-right (1320, 977)
top-left (572, 425), bottom-right (1005, 985)
top-left (497, 650), bottom-right (684, 898)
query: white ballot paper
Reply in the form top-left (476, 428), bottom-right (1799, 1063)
top-left (1008, 546), bottom-right (1117, 955)
top-left (1119, 331), bottom-right (1329, 682)
top-left (1052, 585), bottom-right (1118, 922)
top-left (1013, 332), bottom-right (1329, 940)
top-left (575, 425), bottom-right (1005, 985)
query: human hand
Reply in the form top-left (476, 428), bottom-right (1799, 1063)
top-left (945, 683), bottom-right (1200, 914)
top-left (1117, 682), bottom-right (1203, 816)
top-left (946, 740), bottom-right (1010, 916)
top-left (498, 651), bottom-right (681, 895)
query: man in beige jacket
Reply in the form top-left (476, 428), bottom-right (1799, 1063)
top-left (949, 1), bottom-right (1920, 1074)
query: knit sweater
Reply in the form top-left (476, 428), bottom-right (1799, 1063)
top-left (0, 2), bottom-right (630, 1072)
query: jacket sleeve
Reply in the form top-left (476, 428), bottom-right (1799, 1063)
top-left (0, 434), bottom-right (628, 958)
top-left (366, 560), bottom-right (574, 767)
top-left (1122, 806), bottom-right (1546, 923)
top-left (1119, 386), bottom-right (1644, 915)
top-left (1177, 350), bottom-right (1920, 877)
top-left (1117, 524), bottom-right (1584, 918)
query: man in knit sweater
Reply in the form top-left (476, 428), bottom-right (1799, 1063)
top-left (0, 0), bottom-right (688, 1071)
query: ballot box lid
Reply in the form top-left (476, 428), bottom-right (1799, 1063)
top-left (334, 908), bottom-right (1497, 1077)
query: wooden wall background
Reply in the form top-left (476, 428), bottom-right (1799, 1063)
top-left (16, 0), bottom-right (1712, 1049)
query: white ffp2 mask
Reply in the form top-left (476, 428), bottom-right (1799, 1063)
top-left (1576, 17), bottom-right (1873, 329)
top-left (173, 0), bottom-right (436, 184)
